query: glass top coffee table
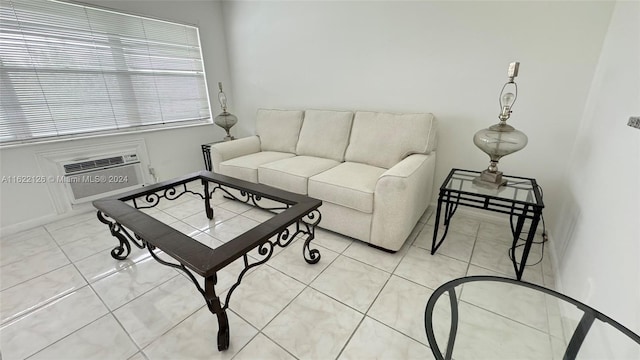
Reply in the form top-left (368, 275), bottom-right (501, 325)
top-left (424, 276), bottom-right (640, 360)
top-left (93, 170), bottom-right (322, 351)
top-left (432, 169), bottom-right (545, 280)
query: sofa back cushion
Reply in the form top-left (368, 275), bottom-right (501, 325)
top-left (345, 111), bottom-right (437, 169)
top-left (256, 109), bottom-right (304, 153)
top-left (296, 110), bottom-right (354, 162)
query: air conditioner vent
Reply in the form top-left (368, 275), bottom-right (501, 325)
top-left (63, 156), bottom-right (125, 174)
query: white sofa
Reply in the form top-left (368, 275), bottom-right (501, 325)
top-left (210, 109), bottom-right (437, 252)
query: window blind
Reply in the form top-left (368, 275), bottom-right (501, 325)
top-left (0, 0), bottom-right (211, 144)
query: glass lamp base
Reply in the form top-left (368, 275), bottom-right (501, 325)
top-left (223, 135), bottom-right (235, 141)
top-left (473, 170), bottom-right (507, 189)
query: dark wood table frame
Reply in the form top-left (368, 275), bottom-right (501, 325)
top-left (431, 168), bottom-right (544, 281)
top-left (93, 170), bottom-right (322, 351)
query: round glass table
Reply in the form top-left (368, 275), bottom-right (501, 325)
top-left (424, 276), bottom-right (640, 360)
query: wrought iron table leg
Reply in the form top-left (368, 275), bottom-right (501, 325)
top-left (202, 179), bottom-right (214, 220)
top-left (204, 276), bottom-right (230, 351)
top-left (431, 191), bottom-right (458, 255)
top-left (509, 211), bottom-right (527, 280)
top-left (431, 194), bottom-right (444, 255)
top-left (300, 212), bottom-right (322, 264)
top-left (97, 211), bottom-right (146, 260)
top-left (514, 212), bottom-right (540, 281)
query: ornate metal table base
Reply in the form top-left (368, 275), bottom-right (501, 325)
top-left (94, 171), bottom-right (322, 351)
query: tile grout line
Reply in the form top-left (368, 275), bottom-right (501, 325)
top-left (334, 311), bottom-right (368, 360)
top-left (137, 303), bottom-right (206, 357)
top-left (251, 235), bottom-right (346, 359)
top-left (6, 202), bottom-right (557, 359)
top-left (368, 315), bottom-right (433, 350)
top-left (459, 223), bottom-right (482, 302)
top-left (20, 225), bottom-right (147, 359)
top-left (264, 228), bottom-right (413, 358)
top-left (48, 225), bottom-right (148, 355)
top-left (22, 313), bottom-right (122, 360)
top-left (3, 194), bottom-right (235, 358)
top-left (128, 202), bottom-right (263, 358)
top-left (460, 298), bottom-right (554, 337)
top-left (334, 262), bottom-right (400, 359)
top-left (112, 203), bottom-right (239, 356)
top-left (41, 217), bottom-right (195, 358)
top-left (92, 198), bottom-right (239, 356)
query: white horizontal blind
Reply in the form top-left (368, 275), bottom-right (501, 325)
top-left (0, 0), bottom-right (211, 144)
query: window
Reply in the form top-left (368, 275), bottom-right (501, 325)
top-left (0, 0), bottom-right (211, 145)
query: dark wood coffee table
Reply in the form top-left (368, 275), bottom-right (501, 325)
top-left (93, 170), bottom-right (322, 351)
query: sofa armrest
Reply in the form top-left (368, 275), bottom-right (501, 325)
top-left (371, 152), bottom-right (437, 251)
top-left (210, 136), bottom-right (261, 172)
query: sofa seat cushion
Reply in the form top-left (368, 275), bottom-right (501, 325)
top-left (308, 162), bottom-right (386, 213)
top-left (258, 156), bottom-right (340, 194)
top-left (218, 151), bottom-right (295, 183)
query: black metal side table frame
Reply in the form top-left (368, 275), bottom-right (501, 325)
top-left (201, 143), bottom-right (218, 171)
top-left (93, 170), bottom-right (322, 351)
top-left (431, 168), bottom-right (544, 280)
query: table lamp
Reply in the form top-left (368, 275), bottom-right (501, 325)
top-left (473, 62), bottom-right (528, 188)
top-left (214, 82), bottom-right (237, 141)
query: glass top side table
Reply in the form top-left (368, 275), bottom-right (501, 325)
top-left (201, 141), bottom-right (225, 171)
top-left (431, 168), bottom-right (545, 280)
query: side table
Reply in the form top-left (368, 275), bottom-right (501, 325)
top-left (431, 168), bottom-right (544, 280)
top-left (201, 141), bottom-right (224, 171)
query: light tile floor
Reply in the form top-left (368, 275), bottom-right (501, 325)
top-left (1, 184), bottom-right (568, 360)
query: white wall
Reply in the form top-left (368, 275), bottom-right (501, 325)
top-left (0, 0), bottom-right (232, 233)
top-left (221, 1), bottom-right (614, 233)
top-left (553, 1), bottom-right (639, 354)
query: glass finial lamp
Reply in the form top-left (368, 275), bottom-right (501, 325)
top-left (473, 62), bottom-right (528, 188)
top-left (214, 82), bottom-right (237, 141)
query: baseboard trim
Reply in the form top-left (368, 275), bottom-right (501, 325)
top-left (546, 232), bottom-right (564, 293)
top-left (0, 206), bottom-right (94, 237)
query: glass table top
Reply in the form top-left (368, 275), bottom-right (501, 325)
top-left (443, 169), bottom-right (542, 206)
top-left (425, 276), bottom-right (640, 360)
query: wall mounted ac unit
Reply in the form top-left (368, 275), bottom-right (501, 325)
top-left (62, 153), bottom-right (145, 204)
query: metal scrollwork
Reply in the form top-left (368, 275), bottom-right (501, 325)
top-left (208, 183), bottom-right (289, 211)
top-left (302, 209), bottom-right (321, 227)
top-left (139, 192), bottom-right (161, 209)
top-left (303, 241), bottom-right (321, 264)
top-left (221, 208), bottom-right (322, 309)
top-left (97, 211), bottom-right (146, 260)
top-left (132, 183), bottom-right (206, 210)
top-left (275, 228), bottom-right (293, 247)
top-left (223, 241), bottom-right (275, 310)
top-left (144, 242), bottom-right (207, 297)
top-left (94, 175), bottom-right (323, 352)
top-left (142, 239), bottom-right (230, 351)
top-left (164, 186), bottom-right (179, 201)
top-left (300, 210), bottom-right (322, 264)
